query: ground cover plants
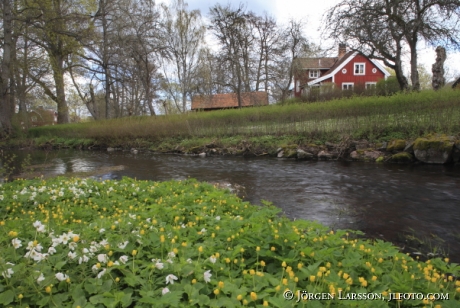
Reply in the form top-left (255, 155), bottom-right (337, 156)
top-left (21, 89), bottom-right (460, 148)
top-left (1, 177), bottom-right (459, 307)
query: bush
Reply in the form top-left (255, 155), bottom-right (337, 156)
top-left (0, 177), bottom-right (459, 307)
top-left (376, 77), bottom-right (401, 96)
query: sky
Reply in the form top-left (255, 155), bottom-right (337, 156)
top-left (159, 0), bottom-right (460, 81)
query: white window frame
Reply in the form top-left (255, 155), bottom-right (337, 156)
top-left (365, 82), bottom-right (377, 90)
top-left (354, 63), bottom-right (365, 75)
top-left (309, 70), bottom-right (319, 78)
top-left (342, 83), bottom-right (354, 90)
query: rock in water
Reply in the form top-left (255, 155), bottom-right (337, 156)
top-left (413, 136), bottom-right (454, 164)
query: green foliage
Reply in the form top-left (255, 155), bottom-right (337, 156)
top-left (376, 77), bottom-right (400, 96)
top-left (0, 177), bottom-right (459, 307)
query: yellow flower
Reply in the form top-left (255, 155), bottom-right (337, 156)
top-left (237, 294), bottom-right (243, 301)
top-left (73, 235), bottom-right (79, 242)
top-left (198, 246), bottom-right (203, 253)
top-left (213, 289), bottom-right (219, 295)
top-left (271, 246), bottom-right (276, 251)
top-left (181, 242), bottom-right (187, 247)
top-left (18, 294), bottom-right (24, 299)
top-left (309, 275), bottom-right (315, 282)
top-left (343, 273), bottom-right (349, 279)
top-left (372, 276), bottom-right (377, 281)
top-left (250, 292), bottom-right (257, 301)
top-left (346, 278), bottom-right (353, 285)
top-left (282, 261), bottom-right (287, 267)
top-left (45, 286), bottom-right (52, 293)
top-left (218, 281), bottom-right (224, 289)
top-left (192, 279), bottom-right (197, 284)
top-left (263, 300), bottom-right (269, 306)
top-left (260, 260), bottom-right (266, 267)
top-left (282, 278), bottom-right (288, 285)
top-left (115, 277), bottom-right (120, 282)
top-left (256, 246), bottom-right (260, 252)
top-left (132, 250), bottom-right (137, 256)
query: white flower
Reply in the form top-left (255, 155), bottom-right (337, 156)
top-left (215, 216), bottom-right (221, 221)
top-left (33, 220), bottom-right (43, 229)
top-left (99, 228), bottom-right (106, 234)
top-left (37, 225), bottom-right (46, 233)
top-left (181, 224), bottom-right (186, 228)
top-left (2, 268), bottom-right (14, 278)
top-left (82, 248), bottom-right (89, 254)
top-left (48, 247), bottom-right (57, 255)
top-left (97, 269), bottom-right (106, 279)
top-left (166, 259), bottom-right (173, 264)
top-left (68, 251), bottom-right (77, 259)
top-left (200, 228), bottom-right (207, 233)
top-left (55, 273), bottom-right (68, 281)
top-left (154, 260), bottom-right (164, 269)
top-left (165, 274), bottom-right (178, 285)
top-left (68, 242), bottom-right (78, 251)
top-left (78, 255), bottom-right (90, 264)
top-left (89, 245), bottom-right (98, 253)
top-left (37, 273), bottom-right (45, 283)
top-left (209, 256), bottom-right (216, 264)
top-left (168, 251), bottom-right (176, 258)
top-left (11, 238), bottom-right (22, 249)
top-left (91, 265), bottom-right (99, 274)
top-left (97, 254), bottom-right (108, 263)
top-left (119, 255), bottom-right (129, 264)
top-left (187, 258), bottom-right (192, 264)
top-left (59, 233), bottom-right (71, 245)
top-left (162, 287), bottom-right (170, 295)
top-left (117, 241), bottom-right (129, 249)
top-left (204, 270), bottom-right (212, 283)
top-left (0, 195), bottom-right (3, 201)
top-left (99, 239), bottom-right (109, 246)
top-left (129, 214), bottom-right (136, 219)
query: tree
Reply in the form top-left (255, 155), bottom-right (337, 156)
top-left (23, 0), bottom-right (96, 123)
top-left (0, 0), bottom-right (14, 136)
top-left (209, 3), bottom-right (255, 107)
top-left (162, 0), bottom-right (205, 113)
top-left (324, 0), bottom-right (409, 91)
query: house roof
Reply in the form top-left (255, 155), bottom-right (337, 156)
top-left (295, 57), bottom-right (338, 69)
top-left (191, 91), bottom-right (269, 110)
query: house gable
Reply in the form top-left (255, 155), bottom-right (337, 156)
top-left (307, 52), bottom-right (390, 86)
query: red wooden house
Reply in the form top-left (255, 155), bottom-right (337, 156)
top-left (293, 44), bottom-right (391, 97)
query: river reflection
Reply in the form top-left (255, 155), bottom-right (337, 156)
top-left (7, 149), bottom-right (460, 262)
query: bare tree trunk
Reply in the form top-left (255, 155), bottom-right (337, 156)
top-left (409, 37), bottom-right (420, 91)
top-left (50, 54), bottom-right (69, 123)
top-left (0, 0), bottom-right (14, 136)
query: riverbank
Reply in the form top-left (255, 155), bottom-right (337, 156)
top-left (0, 177), bottom-right (458, 307)
top-left (3, 132), bottom-right (460, 165)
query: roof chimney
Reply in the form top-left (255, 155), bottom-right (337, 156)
top-left (338, 44), bottom-right (347, 58)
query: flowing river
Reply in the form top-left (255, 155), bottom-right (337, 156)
top-left (4, 149), bottom-right (460, 262)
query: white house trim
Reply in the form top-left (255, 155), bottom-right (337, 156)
top-left (307, 52), bottom-right (359, 86)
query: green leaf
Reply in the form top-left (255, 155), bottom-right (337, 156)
top-left (0, 290), bottom-right (14, 305)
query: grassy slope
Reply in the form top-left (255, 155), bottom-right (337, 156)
top-left (4, 89), bottom-right (460, 151)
